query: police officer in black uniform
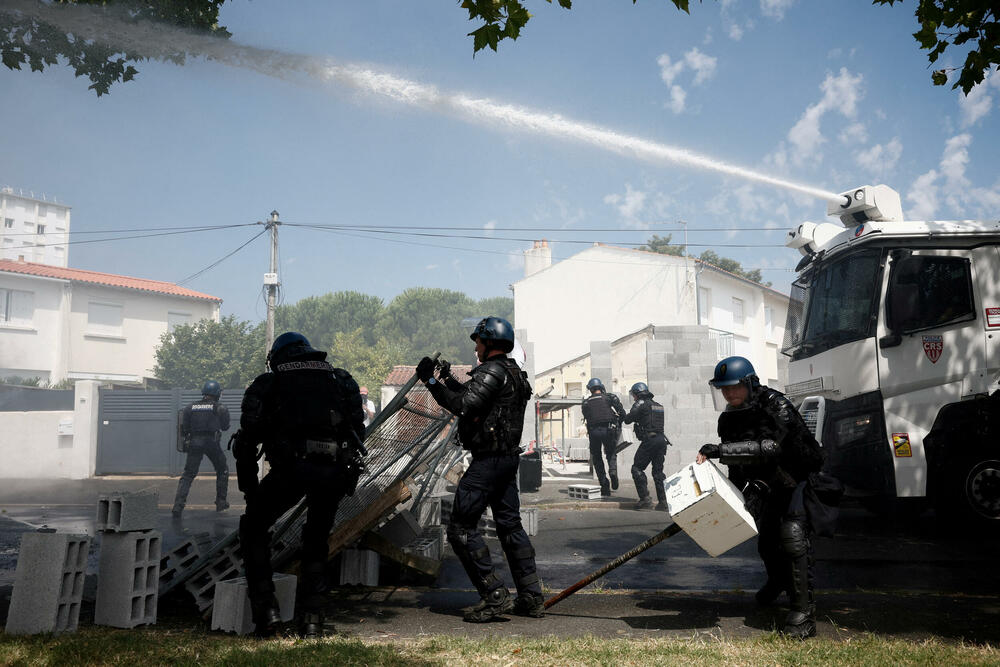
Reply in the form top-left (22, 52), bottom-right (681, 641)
top-left (232, 332), bottom-right (366, 638)
top-left (581, 378), bottom-right (627, 496)
top-left (417, 316), bottom-right (544, 622)
top-left (172, 380), bottom-right (231, 517)
top-left (696, 356), bottom-right (824, 639)
top-left (622, 382), bottom-right (669, 511)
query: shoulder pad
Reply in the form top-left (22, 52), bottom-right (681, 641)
top-left (477, 360), bottom-right (507, 382)
top-left (758, 388), bottom-right (791, 409)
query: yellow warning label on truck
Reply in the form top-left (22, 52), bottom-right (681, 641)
top-left (892, 433), bottom-right (912, 457)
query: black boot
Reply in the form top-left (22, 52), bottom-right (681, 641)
top-left (633, 496), bottom-right (653, 511)
top-left (464, 586), bottom-right (513, 622)
top-left (782, 610), bottom-right (816, 639)
top-left (512, 593), bottom-right (545, 618)
top-left (600, 480), bottom-right (611, 497)
top-left (610, 473), bottom-right (619, 490)
top-left (780, 518), bottom-right (815, 639)
top-left (250, 595), bottom-right (282, 638)
top-left (300, 612), bottom-right (325, 638)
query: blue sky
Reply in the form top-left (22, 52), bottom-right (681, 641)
top-left (3, 0), bottom-right (999, 322)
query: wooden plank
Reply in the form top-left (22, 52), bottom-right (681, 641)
top-left (325, 478), bottom-right (412, 558)
top-left (358, 531), bottom-right (441, 578)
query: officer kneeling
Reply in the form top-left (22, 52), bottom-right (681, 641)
top-left (696, 356), bottom-right (824, 639)
top-left (417, 316), bottom-right (544, 622)
top-left (232, 332), bottom-right (366, 638)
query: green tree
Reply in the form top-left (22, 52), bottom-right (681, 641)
top-left (475, 296), bottom-right (515, 325)
top-left (376, 287), bottom-right (480, 365)
top-left (638, 234), bottom-right (685, 256)
top-left (153, 314), bottom-right (264, 389)
top-left (875, 0), bottom-right (999, 94)
top-left (328, 327), bottom-right (408, 400)
top-left (275, 291), bottom-right (384, 350)
top-left (698, 249), bottom-right (768, 286)
top-left (464, 1), bottom-right (997, 95)
top-left (1, 0), bottom-right (230, 96)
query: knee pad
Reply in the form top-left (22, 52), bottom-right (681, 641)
top-left (780, 519), bottom-right (809, 558)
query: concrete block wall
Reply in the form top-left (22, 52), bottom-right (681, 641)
top-left (516, 330), bottom-right (536, 451)
top-left (96, 489), bottom-right (158, 532)
top-left (643, 326), bottom-right (719, 477)
top-left (589, 341), bottom-right (612, 387)
top-left (5, 531), bottom-right (90, 634)
top-left (211, 574), bottom-right (296, 635)
top-left (339, 548), bottom-right (380, 586)
top-left (95, 531), bottom-right (161, 628)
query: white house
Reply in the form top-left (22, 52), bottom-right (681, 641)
top-left (0, 258), bottom-right (221, 385)
top-left (1, 187), bottom-right (71, 267)
top-left (513, 241), bottom-right (789, 387)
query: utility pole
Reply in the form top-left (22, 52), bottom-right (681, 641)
top-left (263, 210), bottom-right (281, 366)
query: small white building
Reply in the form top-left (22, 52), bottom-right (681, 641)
top-left (513, 242), bottom-right (789, 386)
top-left (1, 187), bottom-right (71, 267)
top-left (0, 258), bottom-right (221, 385)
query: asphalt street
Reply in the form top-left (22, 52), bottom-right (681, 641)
top-left (1, 467), bottom-right (998, 643)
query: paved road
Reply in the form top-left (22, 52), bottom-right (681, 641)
top-left (1, 474), bottom-right (998, 642)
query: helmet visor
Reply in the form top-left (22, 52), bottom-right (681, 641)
top-left (711, 382), bottom-right (751, 411)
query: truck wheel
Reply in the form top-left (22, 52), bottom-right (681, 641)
top-left (962, 458), bottom-right (1000, 521)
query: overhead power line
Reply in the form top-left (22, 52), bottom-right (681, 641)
top-left (178, 228), bottom-right (269, 285)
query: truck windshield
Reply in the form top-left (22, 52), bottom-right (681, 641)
top-left (782, 249), bottom-right (883, 360)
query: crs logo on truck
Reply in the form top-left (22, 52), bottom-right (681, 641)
top-left (922, 335), bottom-right (943, 364)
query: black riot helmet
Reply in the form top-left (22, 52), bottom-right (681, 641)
top-left (629, 382), bottom-right (651, 398)
top-left (469, 316), bottom-right (515, 353)
top-left (709, 356), bottom-right (760, 391)
top-left (586, 378), bottom-right (605, 393)
top-left (201, 380), bottom-right (222, 398)
top-left (267, 331), bottom-right (326, 370)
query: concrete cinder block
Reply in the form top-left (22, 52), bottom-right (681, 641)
top-left (184, 542), bottom-right (243, 612)
top-left (521, 507), bottom-right (539, 536)
top-left (339, 548), bottom-right (380, 586)
top-left (415, 496), bottom-right (443, 527)
top-left (159, 532), bottom-right (213, 595)
top-left (211, 574), bottom-right (296, 635)
top-left (5, 531), bottom-right (90, 635)
top-left (96, 489), bottom-right (159, 533)
top-left (377, 509), bottom-right (421, 547)
top-left (95, 530), bottom-right (162, 628)
top-left (568, 485), bottom-right (603, 500)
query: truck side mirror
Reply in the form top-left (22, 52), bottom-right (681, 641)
top-left (881, 255), bottom-right (920, 349)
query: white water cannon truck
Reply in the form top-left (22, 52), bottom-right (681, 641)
top-left (783, 184), bottom-right (1000, 522)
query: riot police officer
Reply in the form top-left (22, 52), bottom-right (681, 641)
top-left (172, 380), bottom-right (231, 517)
top-left (232, 332), bottom-right (366, 638)
top-left (696, 356), bottom-right (824, 639)
top-left (581, 378), bottom-right (627, 496)
top-left (622, 382), bottom-right (669, 511)
top-left (417, 316), bottom-right (544, 622)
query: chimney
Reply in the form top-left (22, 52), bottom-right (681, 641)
top-left (523, 239), bottom-right (552, 278)
top-left (17, 255), bottom-right (25, 262)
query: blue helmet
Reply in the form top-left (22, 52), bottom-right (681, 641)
top-left (709, 356), bottom-right (760, 390)
top-left (267, 331), bottom-right (324, 370)
top-left (586, 378), bottom-right (605, 392)
top-left (201, 380), bottom-right (221, 398)
top-left (470, 316), bottom-right (515, 353)
top-left (629, 382), bottom-right (650, 397)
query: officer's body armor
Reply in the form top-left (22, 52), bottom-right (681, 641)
top-left (626, 395), bottom-right (665, 442)
top-left (581, 393), bottom-right (622, 428)
top-left (241, 358), bottom-right (366, 464)
top-left (185, 399), bottom-right (225, 447)
top-left (432, 356), bottom-right (531, 456)
top-left (718, 387), bottom-right (823, 491)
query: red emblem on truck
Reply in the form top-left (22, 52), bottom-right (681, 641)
top-left (922, 335), bottom-right (943, 363)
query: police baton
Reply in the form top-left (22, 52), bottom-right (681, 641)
top-left (543, 522), bottom-right (682, 610)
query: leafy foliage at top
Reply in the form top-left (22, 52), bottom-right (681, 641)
top-left (0, 0), bottom-right (230, 96)
top-left (875, 0), bottom-right (999, 94)
top-left (153, 289), bottom-right (514, 396)
top-left (639, 233), bottom-right (769, 286)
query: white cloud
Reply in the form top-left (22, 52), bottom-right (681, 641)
top-left (483, 220), bottom-right (496, 237)
top-left (604, 184), bottom-right (647, 221)
top-left (905, 133), bottom-right (1000, 220)
top-left (906, 169), bottom-right (940, 220)
top-left (838, 122), bottom-right (868, 144)
top-left (958, 69), bottom-right (1000, 127)
top-left (719, 0), bottom-right (752, 41)
top-left (856, 137), bottom-right (903, 174)
top-left (780, 68), bottom-right (863, 166)
top-left (684, 47), bottom-right (718, 85)
top-left (668, 85), bottom-right (687, 114)
top-left (425, 264), bottom-right (439, 270)
top-left (657, 54), bottom-right (684, 86)
top-left (827, 47), bottom-right (842, 60)
top-left (728, 22), bottom-right (744, 40)
top-left (760, 0), bottom-right (796, 20)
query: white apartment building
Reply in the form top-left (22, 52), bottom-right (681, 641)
top-left (513, 242), bottom-right (790, 386)
top-left (1, 187), bottom-right (71, 267)
top-left (0, 258), bottom-right (221, 385)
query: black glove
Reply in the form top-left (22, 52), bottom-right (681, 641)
top-left (416, 356), bottom-right (436, 382)
top-left (699, 443), bottom-right (721, 459)
top-left (437, 359), bottom-right (452, 379)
